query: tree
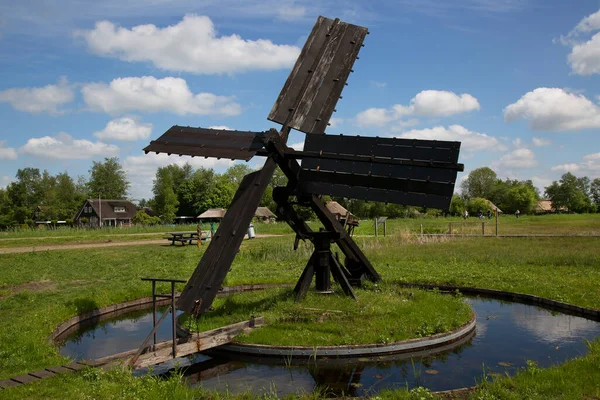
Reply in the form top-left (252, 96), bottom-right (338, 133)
top-left (466, 197), bottom-right (492, 215)
top-left (223, 164), bottom-right (255, 186)
top-left (132, 210), bottom-right (161, 225)
top-left (545, 173), bottom-right (593, 213)
top-left (461, 167), bottom-right (498, 200)
top-left (591, 178), bottom-right (600, 209)
top-left (449, 195), bottom-right (466, 216)
top-left (87, 157), bottom-right (129, 200)
top-left (152, 167), bottom-right (180, 223)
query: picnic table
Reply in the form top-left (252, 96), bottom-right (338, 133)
top-left (164, 231), bottom-right (200, 246)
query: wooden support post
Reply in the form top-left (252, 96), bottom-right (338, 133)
top-left (375, 218), bottom-right (378, 237)
top-left (171, 281), bottom-right (176, 358)
top-left (495, 210), bottom-right (499, 237)
top-left (152, 280), bottom-right (157, 350)
top-left (449, 222), bottom-right (452, 235)
top-left (420, 224), bottom-right (423, 236)
top-left (384, 220), bottom-right (387, 237)
top-left (482, 222), bottom-right (485, 236)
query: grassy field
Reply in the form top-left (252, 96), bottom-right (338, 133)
top-left (0, 215), bottom-right (599, 399)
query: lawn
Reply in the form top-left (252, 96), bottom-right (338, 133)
top-left (0, 216), bottom-right (599, 399)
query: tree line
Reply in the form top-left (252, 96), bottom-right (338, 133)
top-left (454, 167), bottom-right (600, 215)
top-left (2, 158), bottom-right (598, 229)
top-left (0, 157), bottom-right (129, 228)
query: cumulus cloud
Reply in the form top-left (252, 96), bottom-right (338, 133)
top-left (82, 76), bottom-right (241, 116)
top-left (0, 141), bottom-right (17, 160)
top-left (0, 77), bottom-right (74, 114)
top-left (582, 152), bottom-right (600, 171)
top-left (551, 163), bottom-right (580, 172)
top-left (532, 137), bottom-right (552, 147)
top-left (496, 148), bottom-right (537, 168)
top-left (557, 10), bottom-right (600, 75)
top-left (504, 88), bottom-right (600, 131)
top-left (75, 14), bottom-right (300, 75)
top-left (94, 117), bottom-right (152, 141)
top-left (124, 153), bottom-right (234, 199)
top-left (396, 125), bottom-right (506, 153)
top-left (356, 90), bottom-right (480, 127)
top-left (21, 132), bottom-right (119, 159)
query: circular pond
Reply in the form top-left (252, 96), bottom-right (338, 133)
top-left (58, 293), bottom-right (600, 397)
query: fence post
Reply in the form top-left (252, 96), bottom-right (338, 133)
top-left (420, 224), bottom-right (423, 237)
top-left (449, 222), bottom-right (452, 235)
top-left (482, 222), bottom-right (485, 236)
top-left (375, 218), bottom-right (378, 237)
top-left (495, 210), bottom-right (499, 237)
top-left (384, 220), bottom-right (387, 237)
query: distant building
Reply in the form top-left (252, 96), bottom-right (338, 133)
top-left (197, 208), bottom-right (227, 222)
top-left (326, 201), bottom-right (359, 228)
top-left (535, 199), bottom-right (567, 213)
top-left (254, 207), bottom-right (276, 223)
top-left (74, 199), bottom-right (137, 227)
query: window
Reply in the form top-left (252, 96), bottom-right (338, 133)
top-left (114, 206), bottom-right (126, 213)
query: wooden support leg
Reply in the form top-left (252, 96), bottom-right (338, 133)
top-left (294, 253), bottom-right (316, 302)
top-left (329, 253), bottom-right (357, 300)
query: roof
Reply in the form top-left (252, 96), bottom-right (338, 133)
top-left (326, 201), bottom-right (355, 218)
top-left (75, 199), bottom-right (137, 220)
top-left (197, 208), bottom-right (227, 219)
top-left (484, 199), bottom-right (502, 213)
top-left (536, 200), bottom-right (553, 212)
top-left (255, 207), bottom-right (276, 218)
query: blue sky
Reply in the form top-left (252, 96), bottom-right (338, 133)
top-left (1, 0), bottom-right (600, 200)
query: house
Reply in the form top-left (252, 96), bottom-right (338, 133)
top-left (535, 199), bottom-right (567, 213)
top-left (326, 201), bottom-right (359, 228)
top-left (197, 208), bottom-right (227, 222)
top-left (74, 199), bottom-right (137, 227)
top-left (254, 207), bottom-right (276, 223)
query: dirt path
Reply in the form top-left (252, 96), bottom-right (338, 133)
top-left (0, 234), bottom-right (284, 254)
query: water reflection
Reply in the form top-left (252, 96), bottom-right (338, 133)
top-left (58, 296), bottom-right (600, 396)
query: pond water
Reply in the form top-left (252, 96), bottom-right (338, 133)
top-left (58, 296), bottom-right (600, 397)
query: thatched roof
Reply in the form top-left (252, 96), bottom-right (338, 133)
top-left (255, 207), bottom-right (276, 218)
top-left (484, 199), bottom-right (502, 213)
top-left (197, 208), bottom-right (226, 219)
top-left (326, 201), bottom-right (354, 218)
top-left (536, 200), bottom-right (553, 212)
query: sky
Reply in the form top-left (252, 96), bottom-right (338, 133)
top-left (1, 0), bottom-right (600, 201)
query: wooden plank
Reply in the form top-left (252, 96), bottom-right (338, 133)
top-left (10, 374), bottom-right (40, 384)
top-left (127, 317), bottom-right (265, 369)
top-left (63, 362), bottom-right (87, 372)
top-left (28, 369), bottom-right (57, 379)
top-left (299, 169), bottom-right (455, 197)
top-left (269, 16), bottom-right (335, 126)
top-left (176, 161), bottom-right (278, 314)
top-left (45, 366), bottom-right (73, 375)
top-left (0, 379), bottom-right (21, 389)
top-left (77, 360), bottom-right (103, 367)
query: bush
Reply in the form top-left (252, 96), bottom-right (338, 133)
top-left (133, 210), bottom-right (161, 226)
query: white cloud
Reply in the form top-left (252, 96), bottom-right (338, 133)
top-left (532, 137), bottom-right (552, 147)
top-left (207, 125), bottom-right (231, 130)
top-left (82, 76), bottom-right (241, 116)
top-left (289, 141), bottom-right (304, 150)
top-left (504, 88), bottom-right (600, 131)
top-left (75, 14), bottom-right (300, 75)
top-left (356, 90), bottom-right (480, 127)
top-left (0, 176), bottom-right (11, 189)
top-left (582, 152), bottom-right (600, 171)
top-left (328, 118), bottom-right (343, 128)
top-left (531, 175), bottom-right (553, 193)
top-left (512, 138), bottom-right (523, 148)
top-left (94, 117), bottom-right (152, 141)
top-left (551, 163), bottom-right (580, 173)
top-left (0, 77), bottom-right (74, 114)
top-left (0, 141), bottom-right (17, 160)
top-left (496, 148), bottom-right (537, 168)
top-left (277, 5), bottom-right (306, 21)
top-left (397, 125), bottom-right (506, 153)
top-left (558, 10), bottom-right (600, 75)
top-left (21, 132), bottom-right (119, 159)
top-left (124, 153), bottom-right (234, 199)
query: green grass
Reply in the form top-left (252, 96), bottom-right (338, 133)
top-left (0, 225), bottom-right (599, 398)
top-left (182, 285), bottom-right (472, 346)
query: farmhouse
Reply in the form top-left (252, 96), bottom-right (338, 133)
top-left (197, 208), bottom-right (227, 222)
top-left (255, 207), bottom-right (276, 223)
top-left (535, 199), bottom-right (567, 214)
top-left (74, 199), bottom-right (137, 227)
